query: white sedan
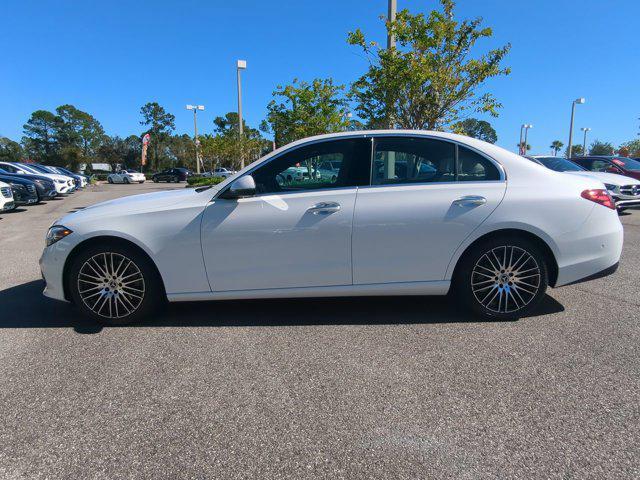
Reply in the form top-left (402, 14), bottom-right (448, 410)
top-left (40, 131), bottom-right (623, 325)
top-left (107, 169), bottom-right (146, 184)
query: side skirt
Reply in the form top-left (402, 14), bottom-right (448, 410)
top-left (167, 281), bottom-right (451, 302)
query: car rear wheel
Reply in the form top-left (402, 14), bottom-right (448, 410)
top-left (68, 243), bottom-right (163, 325)
top-left (107, 177), bottom-right (113, 184)
top-left (124, 177), bottom-right (130, 184)
top-left (454, 236), bottom-right (548, 321)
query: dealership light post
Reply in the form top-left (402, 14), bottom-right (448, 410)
top-left (581, 127), bottom-right (591, 156)
top-left (567, 97), bottom-right (585, 158)
top-left (237, 59), bottom-right (247, 169)
top-left (186, 104), bottom-right (205, 174)
top-left (519, 124), bottom-right (532, 155)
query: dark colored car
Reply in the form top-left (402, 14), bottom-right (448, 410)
top-left (571, 156), bottom-right (640, 181)
top-left (152, 168), bottom-right (192, 183)
top-left (0, 167), bottom-right (57, 201)
top-left (0, 174), bottom-right (39, 206)
top-left (28, 163), bottom-right (83, 190)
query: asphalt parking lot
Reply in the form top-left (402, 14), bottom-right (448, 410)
top-left (0, 182), bottom-right (639, 479)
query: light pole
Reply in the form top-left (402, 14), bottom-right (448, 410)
top-left (523, 124), bottom-right (532, 155)
top-left (567, 97), bottom-right (585, 158)
top-left (236, 59), bottom-right (247, 169)
top-left (519, 124), bottom-right (532, 155)
top-left (387, 0), bottom-right (397, 49)
top-left (581, 127), bottom-right (591, 156)
top-left (186, 104), bottom-right (205, 174)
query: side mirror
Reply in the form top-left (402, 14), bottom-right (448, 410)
top-left (222, 175), bottom-right (256, 199)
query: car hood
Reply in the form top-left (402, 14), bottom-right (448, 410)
top-left (564, 171), bottom-right (640, 185)
top-left (0, 175), bottom-right (34, 186)
top-left (58, 187), bottom-right (216, 226)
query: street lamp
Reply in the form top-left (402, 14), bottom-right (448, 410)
top-left (186, 104), bottom-right (205, 174)
top-left (567, 97), bottom-right (585, 158)
top-left (237, 59), bottom-right (247, 169)
top-left (581, 127), bottom-right (591, 156)
top-left (519, 124), bottom-right (533, 155)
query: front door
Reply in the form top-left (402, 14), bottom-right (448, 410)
top-left (201, 137), bottom-right (371, 292)
top-left (352, 136), bottom-right (507, 284)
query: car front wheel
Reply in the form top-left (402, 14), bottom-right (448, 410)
top-left (454, 236), bottom-right (548, 321)
top-left (68, 243), bottom-right (163, 325)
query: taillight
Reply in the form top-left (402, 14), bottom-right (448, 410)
top-left (581, 189), bottom-right (616, 210)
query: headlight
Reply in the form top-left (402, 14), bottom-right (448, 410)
top-left (55, 179), bottom-right (65, 184)
top-left (604, 183), bottom-right (619, 193)
top-left (46, 225), bottom-right (73, 247)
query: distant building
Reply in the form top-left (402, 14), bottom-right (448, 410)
top-left (79, 162), bottom-right (120, 172)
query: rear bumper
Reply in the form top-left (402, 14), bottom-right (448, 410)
top-left (561, 262), bottom-right (619, 287)
top-left (554, 204), bottom-right (623, 287)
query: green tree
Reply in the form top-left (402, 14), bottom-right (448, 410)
top-left (347, 0), bottom-right (510, 129)
top-left (55, 105), bottom-right (104, 166)
top-left (550, 140), bottom-right (564, 156)
top-left (589, 140), bottom-right (614, 156)
top-left (261, 78), bottom-right (350, 147)
top-left (565, 144), bottom-right (583, 157)
top-left (516, 142), bottom-right (531, 154)
top-left (167, 134), bottom-right (197, 170)
top-left (452, 118), bottom-right (497, 143)
top-left (139, 102), bottom-right (175, 171)
top-left (619, 139), bottom-right (640, 157)
top-left (97, 136), bottom-right (127, 172)
top-left (21, 110), bottom-right (61, 162)
top-left (0, 137), bottom-right (24, 162)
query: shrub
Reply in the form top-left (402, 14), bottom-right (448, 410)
top-left (186, 176), bottom-right (226, 187)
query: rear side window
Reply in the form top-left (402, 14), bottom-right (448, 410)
top-left (457, 146), bottom-right (500, 181)
top-left (372, 137), bottom-right (456, 185)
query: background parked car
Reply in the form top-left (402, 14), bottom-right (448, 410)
top-left (205, 167), bottom-right (236, 179)
top-left (108, 169), bottom-right (146, 184)
top-left (152, 168), bottom-right (192, 183)
top-left (0, 162), bottom-right (73, 194)
top-left (529, 156), bottom-right (640, 211)
top-left (0, 174), bottom-right (39, 206)
top-left (0, 167), bottom-right (57, 201)
top-left (0, 181), bottom-right (15, 211)
top-left (18, 163), bottom-right (77, 192)
top-left (572, 156), bottom-right (640, 181)
top-left (48, 166), bottom-right (88, 188)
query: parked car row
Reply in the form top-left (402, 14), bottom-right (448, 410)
top-left (528, 155), bottom-right (640, 212)
top-left (0, 161), bottom-right (89, 213)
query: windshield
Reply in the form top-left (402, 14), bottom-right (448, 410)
top-left (17, 164), bottom-right (41, 174)
top-left (612, 157), bottom-right (640, 171)
top-left (535, 157), bottom-right (585, 172)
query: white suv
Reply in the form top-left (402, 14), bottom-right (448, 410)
top-left (0, 181), bottom-right (15, 211)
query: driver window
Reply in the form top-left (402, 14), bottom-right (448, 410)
top-left (251, 138), bottom-right (370, 195)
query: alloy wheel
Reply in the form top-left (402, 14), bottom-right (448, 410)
top-left (471, 245), bottom-right (541, 314)
top-left (77, 252), bottom-right (146, 319)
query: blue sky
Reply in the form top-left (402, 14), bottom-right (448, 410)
top-left (1, 0), bottom-right (639, 154)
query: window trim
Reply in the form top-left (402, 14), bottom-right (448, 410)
top-left (214, 132), bottom-right (506, 199)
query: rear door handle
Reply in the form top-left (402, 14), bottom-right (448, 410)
top-left (307, 201), bottom-right (341, 215)
top-left (452, 195), bottom-right (487, 207)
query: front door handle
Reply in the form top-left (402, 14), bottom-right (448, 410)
top-left (307, 201), bottom-right (341, 215)
top-left (452, 195), bottom-right (487, 207)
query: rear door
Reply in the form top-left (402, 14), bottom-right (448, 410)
top-left (352, 136), bottom-right (507, 284)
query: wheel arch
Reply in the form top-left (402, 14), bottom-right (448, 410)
top-left (62, 235), bottom-right (166, 302)
top-left (449, 228), bottom-right (559, 288)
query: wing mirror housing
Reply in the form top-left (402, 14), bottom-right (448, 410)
top-left (221, 175), bottom-right (256, 199)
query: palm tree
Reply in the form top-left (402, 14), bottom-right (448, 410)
top-left (550, 140), bottom-right (564, 156)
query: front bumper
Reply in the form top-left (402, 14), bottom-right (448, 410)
top-left (2, 201), bottom-right (16, 211)
top-left (615, 198), bottom-right (640, 209)
top-left (40, 243), bottom-right (69, 302)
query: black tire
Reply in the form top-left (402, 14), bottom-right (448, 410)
top-left (107, 177), bottom-right (113, 184)
top-left (124, 177), bottom-right (130, 184)
top-left (453, 235), bottom-right (548, 321)
top-left (153, 178), bottom-right (158, 183)
top-left (67, 242), bottom-right (164, 325)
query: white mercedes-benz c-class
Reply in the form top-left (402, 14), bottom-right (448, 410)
top-left (40, 131), bottom-right (623, 324)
